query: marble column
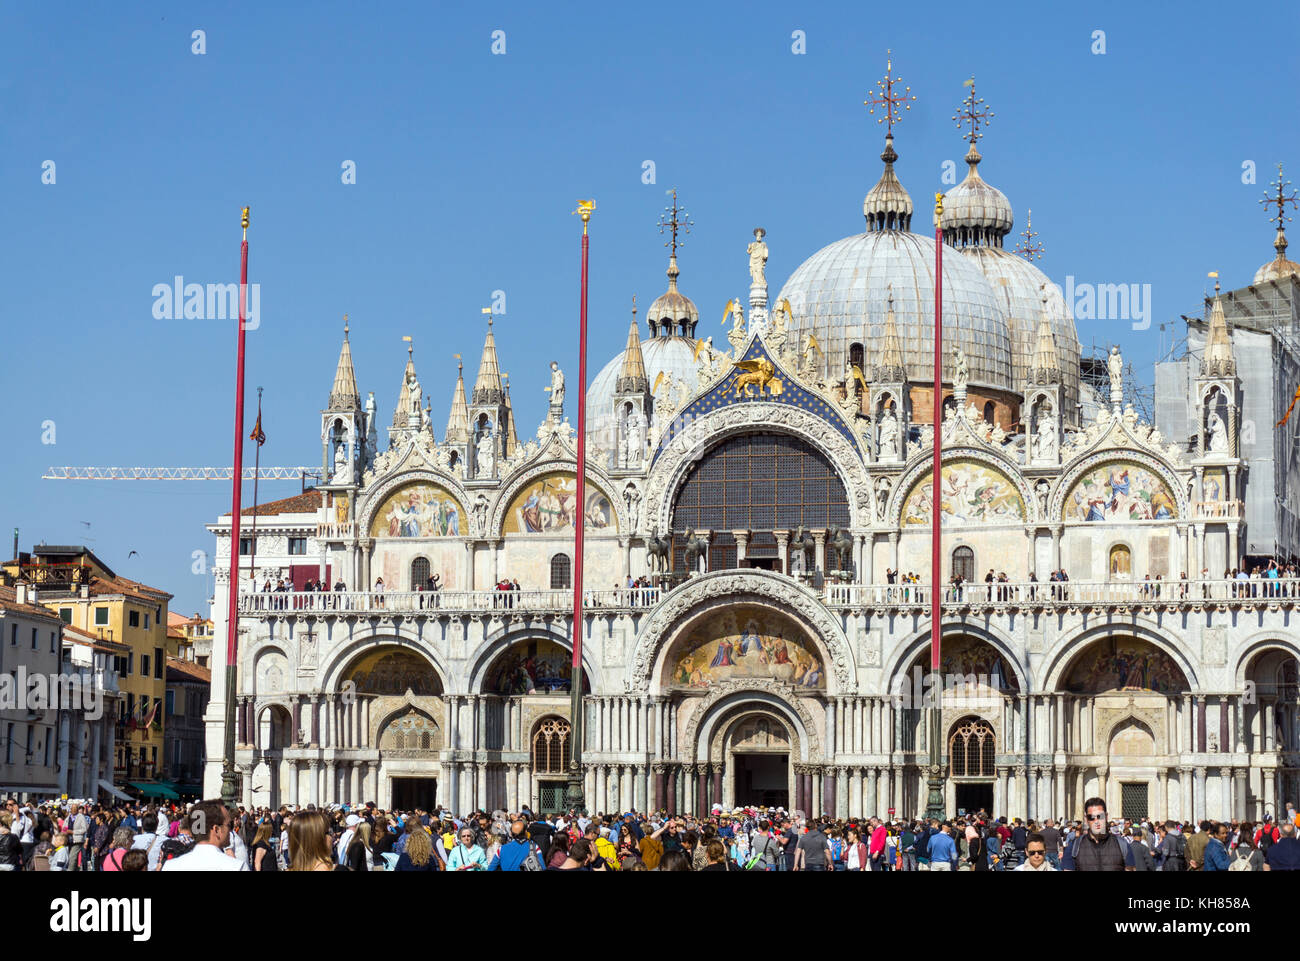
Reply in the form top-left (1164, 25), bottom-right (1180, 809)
top-left (1157, 769), bottom-right (1169, 819)
top-left (712, 765), bottom-right (723, 809)
top-left (308, 760), bottom-right (320, 805)
top-left (1194, 767), bottom-right (1207, 822)
top-left (775, 531), bottom-right (790, 574)
top-left (823, 769), bottom-right (836, 818)
top-left (866, 768), bottom-right (879, 818)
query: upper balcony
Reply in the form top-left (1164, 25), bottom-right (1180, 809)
top-left (235, 576), bottom-right (1300, 619)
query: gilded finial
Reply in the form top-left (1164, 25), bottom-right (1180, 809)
top-left (573, 199), bottom-right (596, 234)
top-left (403, 334), bottom-right (413, 358)
top-left (241, 206), bottom-right (250, 232)
top-left (343, 313), bottom-right (349, 338)
top-left (632, 294), bottom-right (638, 318)
top-left (953, 77), bottom-right (993, 147)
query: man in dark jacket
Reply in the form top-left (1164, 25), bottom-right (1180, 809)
top-left (1062, 798), bottom-right (1134, 871)
top-left (1265, 822), bottom-right (1300, 870)
top-left (1157, 821), bottom-right (1186, 871)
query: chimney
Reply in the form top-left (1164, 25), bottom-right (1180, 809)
top-left (15, 582), bottom-right (27, 605)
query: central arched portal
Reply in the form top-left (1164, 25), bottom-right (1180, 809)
top-left (725, 712), bottom-right (793, 809)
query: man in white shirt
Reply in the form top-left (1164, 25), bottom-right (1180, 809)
top-left (337, 813), bottom-right (360, 865)
top-left (162, 801), bottom-right (248, 872)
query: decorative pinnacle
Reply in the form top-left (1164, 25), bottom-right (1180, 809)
top-left (658, 188), bottom-right (694, 258)
top-left (403, 334), bottom-right (413, 357)
top-left (1262, 163), bottom-right (1298, 231)
top-left (1015, 208), bottom-right (1045, 261)
top-left (240, 206), bottom-right (250, 238)
top-left (864, 50), bottom-right (916, 136)
top-left (953, 77), bottom-right (993, 146)
top-left (343, 313), bottom-right (349, 338)
top-left (632, 294), bottom-right (637, 318)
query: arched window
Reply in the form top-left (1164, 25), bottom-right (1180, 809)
top-left (410, 557), bottom-right (430, 590)
top-left (849, 343), bottom-right (865, 373)
top-left (1109, 544), bottom-right (1131, 578)
top-left (983, 401), bottom-right (996, 425)
top-left (952, 546), bottom-right (975, 583)
top-left (532, 717), bottom-right (572, 774)
top-left (550, 554), bottom-right (571, 589)
top-left (949, 718), bottom-right (996, 778)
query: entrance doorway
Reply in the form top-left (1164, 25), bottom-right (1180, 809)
top-left (390, 777), bottom-right (437, 811)
top-left (734, 753), bottom-right (789, 808)
top-left (954, 782), bottom-right (994, 817)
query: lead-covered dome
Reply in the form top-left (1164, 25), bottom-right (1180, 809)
top-left (777, 135), bottom-right (1014, 392)
top-left (962, 247), bottom-right (1081, 421)
top-left (940, 145), bottom-right (1014, 247)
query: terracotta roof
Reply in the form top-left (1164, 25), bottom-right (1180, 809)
top-left (0, 585), bottom-right (65, 623)
top-left (223, 489), bottom-right (322, 518)
top-left (166, 626), bottom-right (187, 641)
top-left (167, 656), bottom-right (211, 683)
top-left (86, 574), bottom-right (173, 603)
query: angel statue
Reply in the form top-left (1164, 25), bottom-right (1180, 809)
top-left (952, 346), bottom-right (968, 394)
top-left (723, 298), bottom-right (747, 358)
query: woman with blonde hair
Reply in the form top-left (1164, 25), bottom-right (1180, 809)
top-left (250, 821), bottom-right (277, 872)
top-left (346, 821), bottom-right (373, 871)
top-left (394, 824), bottom-right (438, 871)
top-left (288, 810), bottom-right (335, 872)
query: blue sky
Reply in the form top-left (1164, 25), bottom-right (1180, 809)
top-left (3, 1), bottom-right (1296, 614)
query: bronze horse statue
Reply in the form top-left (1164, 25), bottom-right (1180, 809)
top-left (645, 525), bottom-right (671, 573)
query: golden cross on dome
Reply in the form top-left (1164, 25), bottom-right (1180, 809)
top-left (1014, 208), bottom-right (1045, 261)
top-left (953, 77), bottom-right (993, 145)
top-left (1261, 163), bottom-right (1298, 230)
top-left (864, 50), bottom-right (915, 135)
top-left (658, 187), bottom-right (693, 257)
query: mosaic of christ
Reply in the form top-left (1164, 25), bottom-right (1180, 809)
top-left (669, 606), bottom-right (824, 690)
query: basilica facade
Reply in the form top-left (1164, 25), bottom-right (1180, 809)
top-left (203, 99), bottom-right (1299, 825)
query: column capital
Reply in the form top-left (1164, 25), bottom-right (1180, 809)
top-left (1194, 766), bottom-right (1208, 779)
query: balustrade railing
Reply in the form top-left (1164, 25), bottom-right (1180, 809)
top-left (235, 577), bottom-right (1300, 616)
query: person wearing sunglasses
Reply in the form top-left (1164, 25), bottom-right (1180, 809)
top-left (1014, 833), bottom-right (1057, 871)
top-left (446, 829), bottom-right (488, 871)
top-left (1062, 798), bottom-right (1134, 871)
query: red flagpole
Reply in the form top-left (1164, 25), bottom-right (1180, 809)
top-left (567, 200), bottom-right (594, 812)
top-left (221, 207), bottom-right (251, 808)
top-left (931, 194), bottom-right (943, 673)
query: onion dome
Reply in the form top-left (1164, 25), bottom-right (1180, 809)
top-left (646, 255), bottom-right (699, 337)
top-left (940, 144), bottom-right (1014, 247)
top-left (1254, 229), bottom-right (1300, 285)
top-left (863, 135), bottom-right (913, 231)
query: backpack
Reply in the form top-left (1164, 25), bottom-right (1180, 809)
top-left (521, 842), bottom-right (545, 872)
top-left (1227, 848), bottom-right (1253, 872)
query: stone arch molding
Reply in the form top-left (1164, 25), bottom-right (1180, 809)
top-left (684, 679), bottom-right (823, 764)
top-left (888, 445), bottom-right (1036, 526)
top-left (357, 468), bottom-right (473, 537)
top-left (645, 403), bottom-right (872, 533)
top-left (487, 458), bottom-right (623, 538)
top-left (372, 694), bottom-right (443, 747)
top-left (1231, 631), bottom-right (1300, 688)
top-left (624, 569), bottom-right (854, 695)
top-left (1049, 448), bottom-right (1190, 524)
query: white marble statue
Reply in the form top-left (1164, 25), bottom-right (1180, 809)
top-left (625, 407), bottom-right (646, 467)
top-left (1033, 414), bottom-right (1058, 461)
top-left (549, 361), bottom-right (565, 411)
top-left (623, 484), bottom-right (641, 530)
top-left (727, 301), bottom-right (747, 359)
top-left (877, 407), bottom-right (900, 459)
top-left (747, 228), bottom-right (768, 287)
top-left (407, 370), bottom-right (421, 415)
top-left (472, 494), bottom-right (489, 534)
top-left (952, 346), bottom-right (968, 394)
top-left (1208, 411), bottom-right (1229, 453)
top-left (1108, 346), bottom-right (1123, 396)
top-left (332, 444), bottom-right (353, 485)
top-left (476, 432), bottom-right (495, 477)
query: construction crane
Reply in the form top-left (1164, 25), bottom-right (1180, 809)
top-left (43, 466), bottom-right (322, 484)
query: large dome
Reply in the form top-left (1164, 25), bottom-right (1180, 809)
top-left (585, 333), bottom-right (700, 465)
top-left (961, 245), bottom-right (1082, 421)
top-left (775, 229), bottom-right (1015, 392)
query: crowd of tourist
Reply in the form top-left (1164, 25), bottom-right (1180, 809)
top-left (5, 792), bottom-right (1300, 872)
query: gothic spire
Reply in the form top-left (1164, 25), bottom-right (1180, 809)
top-left (327, 317), bottom-right (361, 411)
top-left (617, 298), bottom-right (648, 392)
top-left (472, 319), bottom-right (504, 404)
top-left (1202, 279), bottom-right (1236, 377)
top-left (876, 287), bottom-right (907, 382)
top-left (445, 358), bottom-right (469, 444)
top-left (1029, 288), bottom-right (1061, 384)
top-left (390, 338), bottom-right (419, 428)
